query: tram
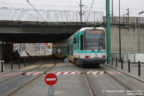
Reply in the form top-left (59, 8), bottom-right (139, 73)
top-left (53, 27), bottom-right (106, 67)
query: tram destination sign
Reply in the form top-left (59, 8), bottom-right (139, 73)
top-left (85, 29), bottom-right (103, 34)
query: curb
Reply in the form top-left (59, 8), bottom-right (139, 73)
top-left (104, 64), bottom-right (144, 83)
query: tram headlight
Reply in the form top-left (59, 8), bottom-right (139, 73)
top-left (85, 56), bottom-right (90, 58)
top-left (102, 55), bottom-right (105, 58)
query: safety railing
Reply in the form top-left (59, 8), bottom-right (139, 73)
top-left (0, 8), bottom-right (103, 23)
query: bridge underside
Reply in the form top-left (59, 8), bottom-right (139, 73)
top-left (0, 33), bottom-right (71, 43)
top-left (0, 21), bottom-right (103, 43)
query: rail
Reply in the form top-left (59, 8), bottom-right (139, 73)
top-left (7, 61), bottom-right (57, 96)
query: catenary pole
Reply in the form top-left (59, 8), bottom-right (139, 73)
top-left (79, 0), bottom-right (83, 22)
top-left (118, 0), bottom-right (121, 61)
top-left (111, 0), bottom-right (113, 23)
top-left (106, 0), bottom-right (111, 64)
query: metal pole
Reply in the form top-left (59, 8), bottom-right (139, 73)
top-left (138, 61), bottom-right (141, 76)
top-left (127, 8), bottom-right (129, 23)
top-left (111, 0), bottom-right (114, 23)
top-left (128, 60), bottom-right (130, 72)
top-left (121, 58), bottom-right (123, 70)
top-left (116, 57), bottom-right (117, 67)
top-left (106, 0), bottom-right (111, 64)
top-left (119, 0), bottom-right (121, 62)
top-left (48, 86), bottom-right (55, 96)
top-left (138, 11), bottom-right (144, 53)
top-left (138, 14), bottom-right (141, 53)
top-left (111, 57), bottom-right (113, 66)
top-left (79, 0), bottom-right (83, 22)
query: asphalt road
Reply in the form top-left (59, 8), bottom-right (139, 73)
top-left (0, 60), bottom-right (143, 96)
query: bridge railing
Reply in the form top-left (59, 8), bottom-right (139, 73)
top-left (103, 16), bottom-right (144, 25)
top-left (0, 7), bottom-right (103, 23)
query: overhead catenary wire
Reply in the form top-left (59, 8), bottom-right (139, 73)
top-left (0, 1), bottom-right (43, 20)
top-left (26, 0), bottom-right (47, 21)
top-left (86, 0), bottom-right (95, 22)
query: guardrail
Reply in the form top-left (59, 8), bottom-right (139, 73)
top-left (103, 16), bottom-right (144, 25)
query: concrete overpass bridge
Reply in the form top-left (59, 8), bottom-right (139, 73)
top-left (0, 21), bottom-right (103, 43)
top-left (0, 8), bottom-right (103, 43)
top-left (1, 8), bottom-right (144, 62)
top-left (0, 8), bottom-right (104, 61)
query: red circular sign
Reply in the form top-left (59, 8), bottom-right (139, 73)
top-left (45, 73), bottom-right (57, 86)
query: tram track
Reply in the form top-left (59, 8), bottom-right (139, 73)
top-left (103, 64), bottom-right (144, 83)
top-left (102, 68), bottom-right (133, 90)
top-left (0, 62), bottom-right (45, 84)
top-left (0, 60), bottom-right (57, 84)
top-left (7, 62), bottom-right (57, 96)
top-left (102, 69), bottom-right (142, 96)
top-left (80, 66), bottom-right (142, 96)
top-left (81, 69), bottom-right (98, 96)
top-left (102, 65), bottom-right (144, 96)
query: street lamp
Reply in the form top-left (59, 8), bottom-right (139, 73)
top-left (138, 11), bottom-right (144, 53)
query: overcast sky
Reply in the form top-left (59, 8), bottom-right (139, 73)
top-left (0, 0), bottom-right (144, 16)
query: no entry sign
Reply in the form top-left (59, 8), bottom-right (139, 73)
top-left (45, 73), bottom-right (57, 86)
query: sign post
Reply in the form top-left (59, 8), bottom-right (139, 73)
top-left (45, 73), bottom-right (57, 96)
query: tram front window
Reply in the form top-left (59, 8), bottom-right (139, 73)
top-left (84, 29), bottom-right (105, 50)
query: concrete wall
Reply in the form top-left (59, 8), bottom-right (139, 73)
top-left (0, 43), bottom-right (3, 60)
top-left (111, 24), bottom-right (144, 54)
top-left (0, 42), bottom-right (13, 62)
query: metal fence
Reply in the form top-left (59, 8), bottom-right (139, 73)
top-left (103, 16), bottom-right (144, 24)
top-left (0, 7), bottom-right (103, 22)
top-left (1, 7), bottom-right (143, 24)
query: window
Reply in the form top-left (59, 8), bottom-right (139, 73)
top-left (84, 29), bottom-right (105, 50)
top-left (80, 35), bottom-right (84, 50)
top-left (73, 38), bottom-right (76, 50)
